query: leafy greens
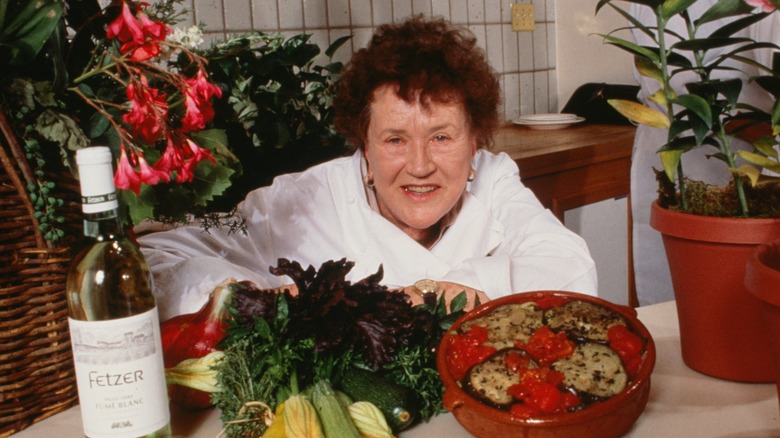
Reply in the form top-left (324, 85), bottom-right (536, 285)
top-left (213, 258), bottom-right (469, 437)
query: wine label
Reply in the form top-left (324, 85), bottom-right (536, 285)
top-left (68, 308), bottom-right (170, 438)
top-left (81, 191), bottom-right (118, 210)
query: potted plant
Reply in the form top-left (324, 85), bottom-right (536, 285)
top-left (1, 0), bottom-right (238, 234)
top-left (596, 0), bottom-right (780, 382)
top-left (1, 0), bottom-right (349, 231)
top-left (0, 0), bottom-right (348, 434)
top-left (0, 0), bottom-right (235, 433)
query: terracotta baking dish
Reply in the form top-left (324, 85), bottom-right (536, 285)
top-left (437, 291), bottom-right (656, 438)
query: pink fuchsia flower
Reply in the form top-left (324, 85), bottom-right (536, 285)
top-left (186, 70), bottom-right (223, 102)
top-left (123, 12), bottom-right (169, 60)
top-left (180, 93), bottom-right (213, 132)
top-left (124, 40), bottom-right (162, 61)
top-left (138, 13), bottom-right (169, 41)
top-left (154, 138), bottom-right (184, 175)
top-left (108, 2), bottom-right (170, 59)
top-left (185, 138), bottom-right (216, 165)
top-left (177, 158), bottom-right (196, 183)
top-left (106, 1), bottom-right (145, 45)
top-left (114, 147), bottom-right (142, 194)
top-left (138, 156), bottom-right (171, 185)
top-left (155, 137), bottom-right (215, 183)
top-left (123, 77), bottom-right (169, 144)
top-left (180, 70), bottom-right (222, 132)
top-left (175, 138), bottom-right (216, 182)
top-left (744, 0), bottom-right (777, 12)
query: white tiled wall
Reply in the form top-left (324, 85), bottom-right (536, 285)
top-left (175, 0), bottom-right (558, 120)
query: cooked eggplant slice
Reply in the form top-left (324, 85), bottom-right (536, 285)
top-left (544, 300), bottom-right (626, 342)
top-left (461, 303), bottom-right (543, 349)
top-left (552, 343), bottom-right (627, 398)
top-left (464, 349), bottom-right (534, 407)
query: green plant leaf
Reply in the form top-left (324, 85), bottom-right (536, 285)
top-left (660, 134), bottom-right (700, 152)
top-left (192, 161), bottom-right (235, 205)
top-left (660, 149), bottom-right (683, 182)
top-left (664, 51), bottom-right (694, 69)
top-left (599, 1), bottom-right (658, 41)
top-left (0, 0), bottom-right (9, 30)
top-left (34, 109), bottom-right (89, 151)
top-left (729, 163), bottom-right (762, 186)
top-left (709, 11), bottom-right (769, 39)
top-left (635, 56), bottom-right (664, 84)
top-left (773, 99), bottom-right (780, 128)
top-left (660, 0), bottom-right (697, 20)
top-left (122, 187), bottom-right (157, 226)
top-left (673, 94), bottom-right (712, 128)
top-left (608, 98), bottom-right (670, 128)
top-left (752, 137), bottom-right (779, 160)
top-left (696, 0), bottom-right (755, 27)
top-left (673, 37), bottom-right (753, 52)
top-left (648, 89), bottom-right (669, 106)
top-left (1, 0), bottom-right (63, 66)
top-left (326, 35), bottom-right (351, 58)
top-left (715, 78), bottom-right (743, 108)
top-left (88, 111), bottom-right (110, 139)
top-left (687, 112), bottom-right (712, 146)
top-left (597, 0), bottom-right (662, 14)
top-left (600, 34), bottom-right (661, 63)
top-left (738, 150), bottom-right (779, 168)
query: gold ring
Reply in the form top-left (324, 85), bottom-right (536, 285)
top-left (413, 279), bottom-right (439, 297)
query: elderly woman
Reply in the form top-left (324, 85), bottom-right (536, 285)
top-left (138, 16), bottom-right (597, 320)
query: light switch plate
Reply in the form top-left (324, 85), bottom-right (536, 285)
top-left (511, 3), bottom-right (535, 32)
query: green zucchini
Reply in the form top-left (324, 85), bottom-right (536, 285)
top-left (338, 367), bottom-right (419, 433)
top-left (311, 379), bottom-right (361, 438)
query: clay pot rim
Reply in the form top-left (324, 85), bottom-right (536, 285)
top-left (746, 239), bottom-right (780, 307)
top-left (437, 290), bottom-right (657, 429)
top-left (650, 201), bottom-right (780, 244)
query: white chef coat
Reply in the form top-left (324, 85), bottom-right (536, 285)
top-left (629, 2), bottom-right (778, 305)
top-left (138, 149), bottom-right (597, 321)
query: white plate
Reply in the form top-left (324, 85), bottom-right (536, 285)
top-left (515, 113), bottom-right (580, 123)
top-left (512, 116), bottom-right (586, 130)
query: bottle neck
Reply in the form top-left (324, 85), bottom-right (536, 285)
top-left (82, 207), bottom-right (125, 241)
top-left (75, 147), bottom-right (123, 240)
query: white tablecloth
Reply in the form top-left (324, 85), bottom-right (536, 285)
top-left (12, 300), bottom-right (780, 437)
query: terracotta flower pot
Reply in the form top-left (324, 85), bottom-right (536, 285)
top-left (745, 239), bottom-right (780, 412)
top-left (650, 201), bottom-right (780, 382)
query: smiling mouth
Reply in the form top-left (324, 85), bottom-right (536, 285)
top-left (404, 185), bottom-right (437, 194)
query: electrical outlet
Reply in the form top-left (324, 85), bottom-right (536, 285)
top-left (511, 3), bottom-right (535, 32)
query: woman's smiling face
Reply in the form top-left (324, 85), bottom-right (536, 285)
top-left (364, 84), bottom-right (477, 245)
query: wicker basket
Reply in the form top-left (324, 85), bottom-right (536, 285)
top-left (0, 106), bottom-right (83, 436)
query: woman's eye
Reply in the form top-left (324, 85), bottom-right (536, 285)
top-left (387, 137), bottom-right (403, 145)
top-left (433, 134), bottom-right (449, 143)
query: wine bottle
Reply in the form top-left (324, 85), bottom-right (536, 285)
top-left (66, 147), bottom-right (171, 438)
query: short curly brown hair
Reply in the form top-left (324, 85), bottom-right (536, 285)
top-left (333, 15), bottom-right (501, 151)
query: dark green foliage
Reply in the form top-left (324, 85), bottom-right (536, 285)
top-left (199, 33), bottom-right (352, 211)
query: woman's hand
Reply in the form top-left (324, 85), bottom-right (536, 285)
top-left (275, 283), bottom-right (298, 296)
top-left (277, 280), bottom-right (487, 311)
top-left (402, 281), bottom-right (488, 311)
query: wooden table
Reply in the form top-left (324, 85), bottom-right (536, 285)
top-left (493, 122), bottom-right (636, 222)
top-left (15, 300), bottom-right (780, 437)
top-left (493, 122), bottom-right (638, 305)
